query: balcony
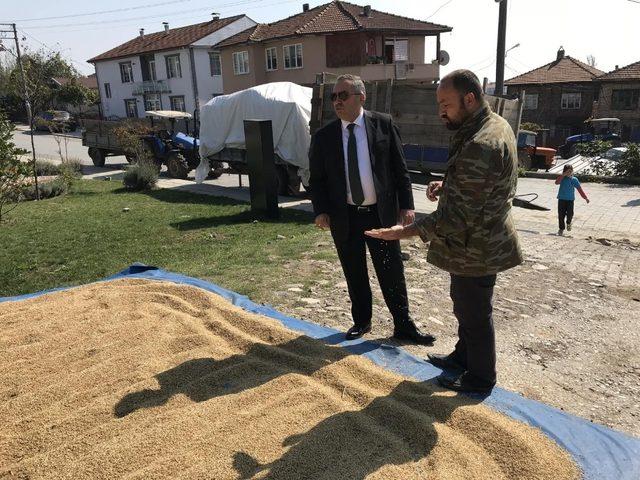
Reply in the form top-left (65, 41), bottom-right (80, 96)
top-left (132, 80), bottom-right (171, 96)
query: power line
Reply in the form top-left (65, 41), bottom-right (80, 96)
top-left (426, 0), bottom-right (454, 20)
top-left (24, 0), bottom-right (300, 34)
top-left (19, 29), bottom-right (87, 69)
top-left (10, 0), bottom-right (196, 22)
top-left (17, 0), bottom-right (297, 30)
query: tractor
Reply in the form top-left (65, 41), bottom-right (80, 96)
top-left (517, 130), bottom-right (557, 171)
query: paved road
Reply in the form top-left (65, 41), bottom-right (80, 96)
top-left (15, 126), bottom-right (640, 239)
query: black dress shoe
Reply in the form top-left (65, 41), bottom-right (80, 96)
top-left (393, 323), bottom-right (436, 346)
top-left (345, 324), bottom-right (371, 340)
top-left (437, 373), bottom-right (495, 394)
top-left (427, 353), bottom-right (466, 372)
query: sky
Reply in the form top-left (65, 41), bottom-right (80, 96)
top-left (2, 0), bottom-right (639, 81)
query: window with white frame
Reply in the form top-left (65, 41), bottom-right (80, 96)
top-left (124, 99), bottom-right (138, 118)
top-left (209, 52), bottom-right (222, 76)
top-left (561, 92), bottom-right (581, 109)
top-left (144, 93), bottom-right (161, 111)
top-left (165, 54), bottom-right (182, 79)
top-left (104, 83), bottom-right (111, 99)
top-left (265, 47), bottom-right (278, 71)
top-left (119, 62), bottom-right (133, 83)
top-left (232, 51), bottom-right (249, 75)
top-left (170, 95), bottom-right (185, 112)
top-left (283, 43), bottom-right (303, 69)
top-left (524, 93), bottom-right (538, 110)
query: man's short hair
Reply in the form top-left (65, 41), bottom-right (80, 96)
top-left (336, 74), bottom-right (366, 95)
top-left (440, 69), bottom-right (484, 101)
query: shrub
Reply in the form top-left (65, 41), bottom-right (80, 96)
top-left (577, 140), bottom-right (612, 158)
top-left (615, 143), bottom-right (640, 178)
top-left (123, 163), bottom-right (159, 191)
top-left (0, 111), bottom-right (30, 222)
top-left (21, 177), bottom-right (68, 200)
top-left (35, 160), bottom-right (61, 176)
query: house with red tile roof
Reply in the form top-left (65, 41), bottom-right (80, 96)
top-left (505, 47), bottom-right (604, 147)
top-left (87, 14), bottom-right (256, 119)
top-left (593, 61), bottom-right (640, 142)
top-left (216, 1), bottom-right (451, 94)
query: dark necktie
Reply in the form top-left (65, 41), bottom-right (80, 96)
top-left (347, 123), bottom-right (365, 205)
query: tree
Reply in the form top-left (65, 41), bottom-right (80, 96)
top-left (0, 111), bottom-right (30, 222)
top-left (587, 55), bottom-right (597, 68)
top-left (56, 79), bottom-right (99, 113)
top-left (4, 49), bottom-right (77, 120)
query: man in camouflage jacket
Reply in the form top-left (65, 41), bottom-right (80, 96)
top-left (366, 69), bottom-right (523, 393)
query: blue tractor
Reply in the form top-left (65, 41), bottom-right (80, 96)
top-left (557, 118), bottom-right (621, 159)
top-left (143, 110), bottom-right (224, 179)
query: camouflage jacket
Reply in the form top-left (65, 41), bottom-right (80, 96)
top-left (415, 104), bottom-right (523, 276)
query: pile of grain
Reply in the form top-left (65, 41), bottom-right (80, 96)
top-left (0, 279), bottom-right (579, 479)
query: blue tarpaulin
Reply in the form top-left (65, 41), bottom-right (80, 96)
top-left (3, 264), bottom-right (639, 480)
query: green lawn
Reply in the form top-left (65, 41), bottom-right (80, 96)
top-left (0, 180), bottom-right (329, 299)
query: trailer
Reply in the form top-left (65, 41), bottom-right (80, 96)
top-left (81, 111), bottom-right (222, 179)
top-left (310, 76), bottom-right (524, 174)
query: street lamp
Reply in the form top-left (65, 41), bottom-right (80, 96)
top-left (505, 43), bottom-right (520, 58)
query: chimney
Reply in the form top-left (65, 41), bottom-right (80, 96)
top-left (615, 65), bottom-right (619, 70)
top-left (139, 28), bottom-right (145, 38)
top-left (163, 22), bottom-right (169, 33)
top-left (303, 3), bottom-right (309, 12)
top-left (211, 12), bottom-right (220, 20)
top-left (556, 46), bottom-right (565, 62)
top-left (363, 5), bottom-right (372, 16)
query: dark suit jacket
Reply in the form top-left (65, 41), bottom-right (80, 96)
top-left (309, 110), bottom-right (415, 242)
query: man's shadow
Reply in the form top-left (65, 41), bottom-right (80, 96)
top-left (232, 379), bottom-right (484, 480)
top-left (114, 333), bottom-right (380, 418)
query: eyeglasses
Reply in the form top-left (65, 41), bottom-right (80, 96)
top-left (330, 91), bottom-right (357, 102)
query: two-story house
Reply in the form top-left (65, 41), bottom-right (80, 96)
top-left (215, 1), bottom-right (452, 94)
top-left (88, 14), bottom-right (256, 119)
top-left (593, 61), bottom-right (640, 143)
top-left (505, 48), bottom-right (604, 147)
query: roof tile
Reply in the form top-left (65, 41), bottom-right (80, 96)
top-left (505, 56), bottom-right (604, 85)
top-left (88, 15), bottom-right (244, 62)
top-left (218, 1), bottom-right (450, 47)
top-left (597, 60), bottom-right (640, 82)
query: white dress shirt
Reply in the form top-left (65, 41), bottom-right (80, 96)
top-left (341, 109), bottom-right (377, 206)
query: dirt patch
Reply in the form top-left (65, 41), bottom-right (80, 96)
top-left (0, 279), bottom-right (578, 479)
top-left (269, 230), bottom-right (640, 437)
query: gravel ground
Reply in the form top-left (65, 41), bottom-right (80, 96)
top-left (267, 230), bottom-right (640, 438)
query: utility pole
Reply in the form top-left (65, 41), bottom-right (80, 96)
top-left (495, 0), bottom-right (508, 97)
top-left (0, 23), bottom-right (39, 199)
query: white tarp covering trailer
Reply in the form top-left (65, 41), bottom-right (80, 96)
top-left (195, 82), bottom-right (312, 195)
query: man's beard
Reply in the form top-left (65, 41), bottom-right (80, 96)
top-left (443, 99), bottom-right (470, 130)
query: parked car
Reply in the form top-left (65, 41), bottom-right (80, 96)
top-left (603, 146), bottom-right (627, 161)
top-left (34, 110), bottom-right (77, 132)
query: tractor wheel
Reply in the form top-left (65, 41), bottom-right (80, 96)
top-left (517, 150), bottom-right (532, 170)
top-left (275, 165), bottom-right (289, 196)
top-left (88, 147), bottom-right (106, 167)
top-left (207, 161), bottom-right (224, 180)
top-left (166, 152), bottom-right (190, 179)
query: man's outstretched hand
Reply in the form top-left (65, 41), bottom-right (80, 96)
top-left (365, 224), bottom-right (417, 241)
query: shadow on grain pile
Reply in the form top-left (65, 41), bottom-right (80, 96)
top-left (0, 279), bottom-right (579, 480)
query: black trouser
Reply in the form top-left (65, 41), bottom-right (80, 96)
top-left (450, 274), bottom-right (497, 386)
top-left (558, 199), bottom-right (574, 230)
top-left (333, 205), bottom-right (410, 328)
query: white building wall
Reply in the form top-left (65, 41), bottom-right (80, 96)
top-left (95, 57), bottom-right (143, 118)
top-left (92, 16), bottom-right (256, 118)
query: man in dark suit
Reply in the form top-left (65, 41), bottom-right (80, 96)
top-left (309, 74), bottom-right (435, 345)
